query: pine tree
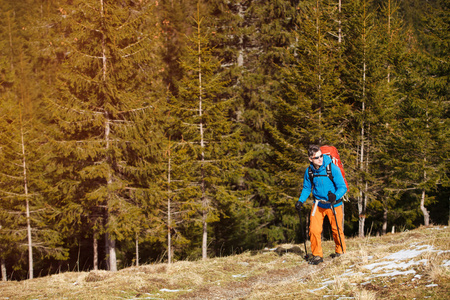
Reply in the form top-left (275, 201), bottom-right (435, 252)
top-left (47, 0), bottom-right (166, 271)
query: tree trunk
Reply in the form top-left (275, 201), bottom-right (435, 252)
top-left (93, 233), bottom-right (98, 271)
top-left (358, 129), bottom-right (366, 238)
top-left (387, 0), bottom-right (391, 83)
top-left (420, 189), bottom-right (430, 226)
top-left (196, 8), bottom-right (208, 260)
top-left (358, 5), bottom-right (368, 238)
top-left (338, 0), bottom-right (342, 44)
top-left (105, 234), bottom-right (109, 270)
top-left (1, 258), bottom-right (6, 281)
top-left (358, 195), bottom-right (365, 238)
top-left (135, 235), bottom-right (139, 267)
top-left (21, 127), bottom-right (33, 279)
top-left (237, 2), bottom-right (244, 67)
top-left (167, 153), bottom-right (172, 265)
top-left (101, 0), bottom-right (117, 272)
top-left (316, 0), bottom-right (323, 125)
top-left (26, 197), bottom-right (33, 279)
top-left (382, 208), bottom-right (388, 235)
top-left (106, 233), bottom-right (117, 272)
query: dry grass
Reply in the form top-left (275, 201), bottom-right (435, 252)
top-left (1, 225), bottom-right (449, 300)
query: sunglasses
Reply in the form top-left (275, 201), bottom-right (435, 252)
top-left (311, 154), bottom-right (323, 160)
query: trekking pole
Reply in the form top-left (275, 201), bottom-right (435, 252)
top-left (296, 207), bottom-right (309, 259)
top-left (330, 204), bottom-right (345, 254)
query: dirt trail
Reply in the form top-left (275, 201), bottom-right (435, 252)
top-left (177, 257), bottom-right (332, 299)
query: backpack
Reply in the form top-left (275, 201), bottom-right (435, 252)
top-left (308, 145), bottom-right (348, 189)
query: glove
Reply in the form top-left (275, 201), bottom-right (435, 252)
top-left (328, 191), bottom-right (336, 205)
top-left (295, 201), bottom-right (303, 212)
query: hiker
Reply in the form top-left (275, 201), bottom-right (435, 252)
top-left (295, 144), bottom-right (347, 265)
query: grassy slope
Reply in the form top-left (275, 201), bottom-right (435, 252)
top-left (1, 226), bottom-right (449, 300)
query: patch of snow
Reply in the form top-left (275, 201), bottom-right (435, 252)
top-left (412, 274), bottom-right (422, 281)
top-left (384, 246), bottom-right (434, 260)
top-left (232, 274), bottom-right (247, 278)
top-left (342, 270), bottom-right (364, 278)
top-left (159, 288), bottom-right (192, 293)
top-left (425, 283), bottom-right (438, 287)
top-left (307, 285), bottom-right (328, 293)
top-left (264, 247), bottom-right (277, 251)
top-left (371, 269), bottom-right (416, 278)
top-left (320, 278), bottom-right (335, 285)
top-left (363, 261), bottom-right (392, 271)
top-left (309, 242), bottom-right (447, 297)
top-left (364, 259), bottom-right (428, 273)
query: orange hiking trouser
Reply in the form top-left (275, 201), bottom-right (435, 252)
top-left (309, 204), bottom-right (346, 257)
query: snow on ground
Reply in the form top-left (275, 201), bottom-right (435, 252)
top-left (308, 233), bottom-right (450, 298)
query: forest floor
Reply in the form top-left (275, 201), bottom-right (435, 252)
top-left (1, 225), bottom-right (449, 299)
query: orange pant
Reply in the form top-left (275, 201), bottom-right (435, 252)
top-left (309, 205), bottom-right (346, 257)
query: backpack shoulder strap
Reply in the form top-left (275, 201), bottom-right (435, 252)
top-left (326, 163), bottom-right (333, 182)
top-left (309, 164), bottom-right (334, 188)
top-left (308, 167), bottom-right (314, 187)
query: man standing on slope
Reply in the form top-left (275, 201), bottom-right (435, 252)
top-left (295, 144), bottom-right (347, 265)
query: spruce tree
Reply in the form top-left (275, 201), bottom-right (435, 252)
top-left (169, 2), bottom-right (241, 260)
top-left (259, 0), bottom-right (351, 242)
top-left (388, 0), bottom-right (449, 226)
top-left (47, 0), bottom-right (166, 271)
top-left (0, 1), bottom-right (67, 280)
top-left (209, 0), bottom-right (303, 247)
top-left (341, 0), bottom-right (383, 237)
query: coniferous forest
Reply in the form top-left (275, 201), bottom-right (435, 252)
top-left (0, 0), bottom-right (448, 281)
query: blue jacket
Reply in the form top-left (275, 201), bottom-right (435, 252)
top-left (298, 154), bottom-right (347, 209)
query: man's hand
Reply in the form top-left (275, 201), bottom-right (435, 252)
top-left (295, 201), bottom-right (303, 212)
top-left (328, 191), bottom-right (336, 205)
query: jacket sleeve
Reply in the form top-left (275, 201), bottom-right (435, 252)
top-left (298, 168), bottom-right (312, 203)
top-left (331, 163), bottom-right (347, 200)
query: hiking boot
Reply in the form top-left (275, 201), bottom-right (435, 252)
top-left (308, 255), bottom-right (323, 265)
top-left (330, 253), bottom-right (342, 258)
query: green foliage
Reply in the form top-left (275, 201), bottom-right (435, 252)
top-left (0, 0), bottom-right (448, 280)
top-left (167, 2), bottom-right (242, 259)
top-left (44, 0), bottom-right (167, 271)
top-left (0, 0), bottom-right (68, 278)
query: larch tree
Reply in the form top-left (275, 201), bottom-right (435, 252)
top-left (47, 0), bottom-right (166, 271)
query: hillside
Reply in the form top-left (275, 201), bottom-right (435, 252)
top-left (1, 226), bottom-right (449, 299)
